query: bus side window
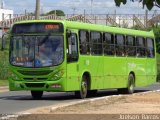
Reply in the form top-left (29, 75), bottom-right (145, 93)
top-left (90, 31), bottom-right (102, 55)
top-left (103, 33), bottom-right (114, 56)
top-left (126, 36), bottom-right (136, 57)
top-left (115, 34), bottom-right (125, 57)
top-left (136, 37), bottom-right (146, 57)
top-left (67, 33), bottom-right (78, 62)
top-left (146, 38), bottom-right (155, 58)
top-left (79, 30), bottom-right (90, 55)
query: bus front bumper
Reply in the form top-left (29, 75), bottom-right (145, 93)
top-left (8, 78), bottom-right (66, 92)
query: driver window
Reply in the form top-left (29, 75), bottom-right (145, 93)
top-left (67, 33), bottom-right (78, 62)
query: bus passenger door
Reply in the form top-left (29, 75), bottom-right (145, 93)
top-left (66, 32), bottom-right (80, 91)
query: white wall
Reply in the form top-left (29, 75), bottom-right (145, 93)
top-left (0, 9), bottom-right (13, 21)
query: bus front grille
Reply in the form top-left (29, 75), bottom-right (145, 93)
top-left (23, 78), bottom-right (48, 81)
top-left (18, 70), bottom-right (52, 76)
top-left (25, 83), bottom-right (45, 88)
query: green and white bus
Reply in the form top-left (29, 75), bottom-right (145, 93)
top-left (4, 20), bottom-right (157, 99)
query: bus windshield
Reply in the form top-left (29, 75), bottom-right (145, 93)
top-left (10, 35), bottom-right (64, 67)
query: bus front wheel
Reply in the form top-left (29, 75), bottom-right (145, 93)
top-left (31, 91), bottom-right (43, 99)
top-left (75, 76), bottom-right (88, 99)
top-left (118, 74), bottom-right (135, 94)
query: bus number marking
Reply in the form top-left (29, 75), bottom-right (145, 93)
top-left (86, 60), bottom-right (90, 66)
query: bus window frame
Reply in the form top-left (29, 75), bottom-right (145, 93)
top-left (136, 36), bottom-right (146, 58)
top-left (126, 35), bottom-right (136, 57)
top-left (115, 34), bottom-right (125, 57)
top-left (146, 37), bottom-right (155, 58)
top-left (79, 30), bottom-right (90, 55)
top-left (103, 32), bottom-right (115, 56)
top-left (90, 31), bottom-right (103, 56)
top-left (67, 33), bottom-right (79, 63)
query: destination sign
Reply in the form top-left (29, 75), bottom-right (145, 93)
top-left (12, 22), bottom-right (64, 34)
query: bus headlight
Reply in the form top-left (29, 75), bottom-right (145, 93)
top-left (11, 74), bottom-right (20, 80)
top-left (52, 70), bottom-right (64, 80)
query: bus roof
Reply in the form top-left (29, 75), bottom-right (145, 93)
top-left (14, 20), bottom-right (154, 38)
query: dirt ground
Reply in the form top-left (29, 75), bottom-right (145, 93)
top-left (51, 92), bottom-right (160, 114)
top-left (24, 91), bottom-right (160, 114)
top-left (17, 91), bottom-right (160, 120)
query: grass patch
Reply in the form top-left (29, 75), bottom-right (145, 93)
top-left (0, 50), bottom-right (10, 80)
top-left (0, 80), bottom-right (8, 86)
top-left (156, 53), bottom-right (160, 82)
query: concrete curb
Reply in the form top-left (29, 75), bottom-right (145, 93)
top-left (0, 86), bottom-right (8, 89)
top-left (0, 86), bottom-right (9, 93)
top-left (50, 89), bottom-right (160, 113)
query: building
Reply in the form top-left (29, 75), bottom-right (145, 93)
top-left (0, 8), bottom-right (13, 37)
top-left (0, 8), bottom-right (13, 21)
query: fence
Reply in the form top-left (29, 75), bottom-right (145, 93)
top-left (0, 11), bottom-right (160, 29)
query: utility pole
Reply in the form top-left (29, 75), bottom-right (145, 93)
top-left (91, 0), bottom-right (93, 15)
top-left (72, 7), bottom-right (76, 15)
top-left (35, 0), bottom-right (40, 20)
top-left (1, 0), bottom-right (4, 9)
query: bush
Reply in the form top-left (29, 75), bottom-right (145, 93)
top-left (156, 53), bottom-right (160, 82)
top-left (0, 50), bottom-right (10, 80)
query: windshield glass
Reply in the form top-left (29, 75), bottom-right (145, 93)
top-left (10, 35), bottom-right (64, 67)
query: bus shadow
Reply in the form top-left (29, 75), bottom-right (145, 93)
top-left (134, 89), bottom-right (150, 93)
top-left (3, 89), bottom-right (151, 101)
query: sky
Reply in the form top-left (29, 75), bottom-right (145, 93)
top-left (1, 0), bottom-right (160, 15)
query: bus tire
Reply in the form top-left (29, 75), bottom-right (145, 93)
top-left (75, 76), bottom-right (88, 99)
top-left (127, 74), bottom-right (135, 94)
top-left (118, 74), bottom-right (135, 94)
top-left (31, 91), bottom-right (43, 100)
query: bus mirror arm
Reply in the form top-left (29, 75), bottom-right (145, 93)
top-left (67, 29), bottom-right (72, 38)
top-left (1, 33), bottom-right (8, 51)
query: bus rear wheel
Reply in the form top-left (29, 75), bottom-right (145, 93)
top-left (118, 74), bottom-right (135, 94)
top-left (31, 91), bottom-right (43, 99)
top-left (75, 76), bottom-right (88, 99)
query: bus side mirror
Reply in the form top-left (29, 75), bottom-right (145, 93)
top-left (1, 33), bottom-right (8, 51)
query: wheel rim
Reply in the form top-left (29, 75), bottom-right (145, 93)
top-left (129, 76), bottom-right (134, 92)
top-left (81, 80), bottom-right (87, 96)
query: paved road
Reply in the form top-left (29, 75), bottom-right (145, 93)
top-left (0, 83), bottom-right (159, 114)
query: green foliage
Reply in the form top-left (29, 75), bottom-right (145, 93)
top-left (130, 25), bottom-right (151, 31)
top-left (156, 53), bottom-right (160, 82)
top-left (0, 50), bottom-right (10, 80)
top-left (157, 0), bottom-right (160, 5)
top-left (0, 38), bottom-right (10, 80)
top-left (153, 26), bottom-right (160, 54)
top-left (153, 27), bottom-right (160, 82)
top-left (0, 80), bottom-right (8, 86)
top-left (115, 0), bottom-right (160, 10)
top-left (142, 0), bottom-right (154, 10)
top-left (46, 10), bottom-right (65, 16)
top-left (28, 12), bottom-right (35, 16)
top-left (114, 0), bottom-right (127, 6)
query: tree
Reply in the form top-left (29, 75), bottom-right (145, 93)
top-left (153, 26), bottom-right (160, 54)
top-left (114, 0), bottom-right (160, 10)
top-left (46, 10), bottom-right (65, 16)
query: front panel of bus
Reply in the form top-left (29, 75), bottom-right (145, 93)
top-left (8, 22), bottom-right (67, 91)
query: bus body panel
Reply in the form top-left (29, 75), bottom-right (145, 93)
top-left (103, 57), bottom-right (127, 89)
top-left (146, 58), bottom-right (157, 86)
